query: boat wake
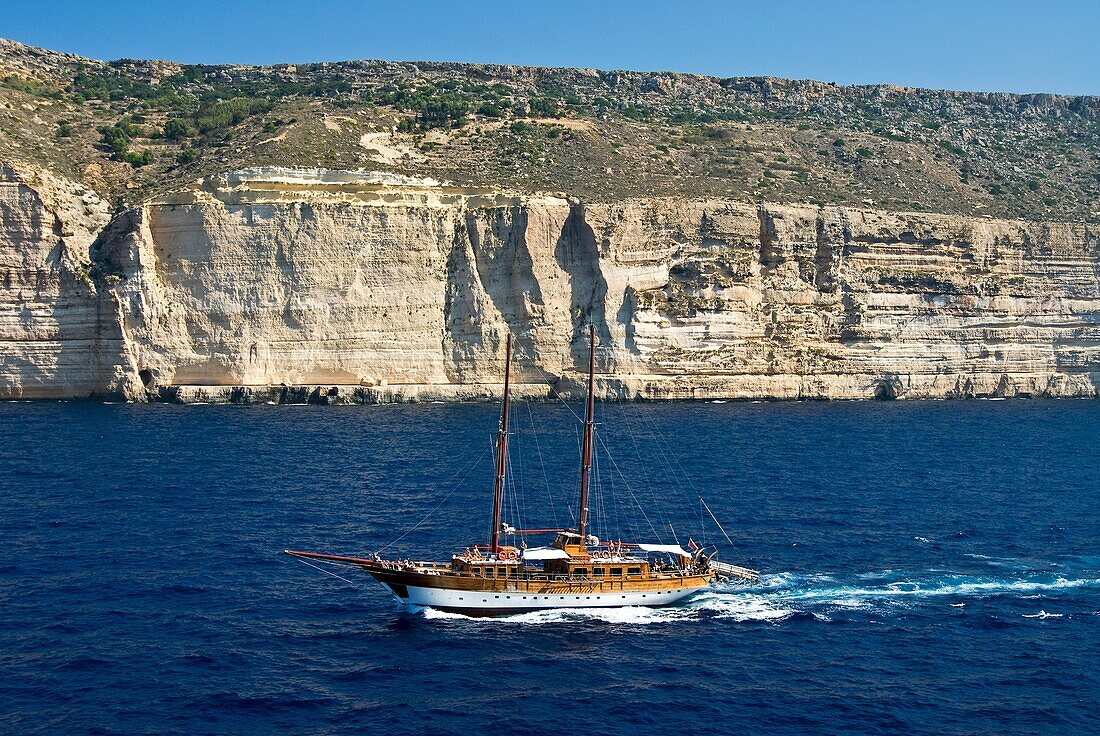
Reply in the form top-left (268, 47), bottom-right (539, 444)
top-left (413, 569), bottom-right (1100, 625)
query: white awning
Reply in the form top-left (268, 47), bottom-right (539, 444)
top-left (636, 543), bottom-right (693, 558)
top-left (521, 546), bottom-right (570, 560)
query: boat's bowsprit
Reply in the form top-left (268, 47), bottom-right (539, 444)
top-left (284, 549), bottom-right (379, 566)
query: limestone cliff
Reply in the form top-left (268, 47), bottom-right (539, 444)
top-left (0, 162), bottom-right (133, 398)
top-left (3, 166), bottom-right (1098, 401)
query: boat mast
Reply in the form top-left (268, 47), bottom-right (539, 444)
top-left (489, 333), bottom-right (512, 556)
top-left (577, 325), bottom-right (596, 546)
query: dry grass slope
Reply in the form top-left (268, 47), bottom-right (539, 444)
top-left (2, 37), bottom-right (1099, 219)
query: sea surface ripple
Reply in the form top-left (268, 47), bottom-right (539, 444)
top-left (1, 399), bottom-right (1098, 735)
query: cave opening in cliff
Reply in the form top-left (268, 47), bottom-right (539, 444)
top-left (138, 369), bottom-right (154, 388)
top-left (873, 378), bottom-right (899, 400)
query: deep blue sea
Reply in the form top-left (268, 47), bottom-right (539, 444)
top-left (2, 399), bottom-right (1098, 735)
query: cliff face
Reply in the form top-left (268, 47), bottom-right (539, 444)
top-left (0, 162), bottom-right (133, 398)
top-left (3, 167), bottom-right (1099, 401)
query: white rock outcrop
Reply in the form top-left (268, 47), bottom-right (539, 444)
top-left (0, 162), bottom-right (136, 398)
top-left (2, 166), bottom-right (1098, 400)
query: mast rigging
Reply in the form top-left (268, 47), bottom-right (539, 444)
top-left (489, 333), bottom-right (512, 555)
top-left (577, 324), bottom-right (596, 545)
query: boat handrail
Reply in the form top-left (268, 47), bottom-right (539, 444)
top-left (424, 568), bottom-right (703, 583)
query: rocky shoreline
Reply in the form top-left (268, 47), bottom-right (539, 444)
top-left (107, 371), bottom-right (1100, 405)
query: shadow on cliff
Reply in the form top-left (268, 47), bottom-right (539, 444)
top-left (443, 206), bottom-right (551, 382)
top-left (554, 203), bottom-right (611, 374)
top-left (85, 209), bottom-right (149, 397)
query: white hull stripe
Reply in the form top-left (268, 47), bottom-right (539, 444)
top-left (397, 583), bottom-right (703, 611)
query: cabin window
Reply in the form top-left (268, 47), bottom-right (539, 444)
top-left (574, 568), bottom-right (588, 576)
top-left (593, 568), bottom-right (605, 576)
top-left (609, 568), bottom-right (622, 576)
top-left (472, 567), bottom-right (481, 575)
top-left (627, 567), bottom-right (642, 576)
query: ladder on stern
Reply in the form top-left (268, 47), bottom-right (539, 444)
top-left (709, 560), bottom-right (760, 583)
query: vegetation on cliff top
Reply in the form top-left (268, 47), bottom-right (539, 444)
top-left (1, 37), bottom-right (1099, 220)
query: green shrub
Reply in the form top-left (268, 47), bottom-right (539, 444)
top-left (98, 123), bottom-right (132, 157)
top-left (70, 68), bottom-right (157, 102)
top-left (1, 74), bottom-right (63, 99)
top-left (391, 91), bottom-right (471, 131)
top-left (194, 97), bottom-right (272, 133)
top-left (529, 96), bottom-right (560, 118)
top-left (477, 102), bottom-right (504, 118)
top-left (163, 118), bottom-right (195, 140)
top-left (123, 149), bottom-right (154, 167)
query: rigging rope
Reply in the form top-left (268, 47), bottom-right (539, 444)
top-left (630, 404), bottom-right (703, 525)
top-left (293, 556), bottom-right (359, 585)
top-left (538, 365), bottom-right (670, 544)
top-left (523, 364), bottom-right (744, 556)
top-left (629, 402), bottom-right (747, 559)
top-left (700, 496), bottom-right (738, 550)
top-left (525, 400), bottom-right (571, 523)
top-left (505, 433), bottom-right (527, 546)
top-left (599, 387), bottom-right (748, 559)
top-left (545, 377), bottom-right (584, 424)
top-left (376, 443), bottom-right (490, 554)
top-left (613, 399), bottom-right (677, 537)
top-left (593, 428), bottom-right (664, 542)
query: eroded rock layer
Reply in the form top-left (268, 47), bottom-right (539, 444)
top-left (0, 162), bottom-right (128, 398)
top-left (3, 166), bottom-right (1099, 400)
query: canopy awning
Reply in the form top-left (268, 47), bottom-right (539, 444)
top-left (636, 543), bottom-right (693, 558)
top-left (521, 546), bottom-right (570, 560)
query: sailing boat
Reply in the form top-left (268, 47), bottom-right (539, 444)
top-left (286, 326), bottom-right (758, 616)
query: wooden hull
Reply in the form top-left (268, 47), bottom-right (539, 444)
top-left (364, 565), bottom-right (713, 616)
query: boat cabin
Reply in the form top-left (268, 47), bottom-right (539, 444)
top-left (543, 558), bottom-right (651, 579)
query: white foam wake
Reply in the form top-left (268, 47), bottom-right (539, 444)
top-left (775, 575), bottom-right (1100, 610)
top-left (412, 571), bottom-right (1100, 625)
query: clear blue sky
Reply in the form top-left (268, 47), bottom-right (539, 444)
top-left (3, 0), bottom-right (1099, 95)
